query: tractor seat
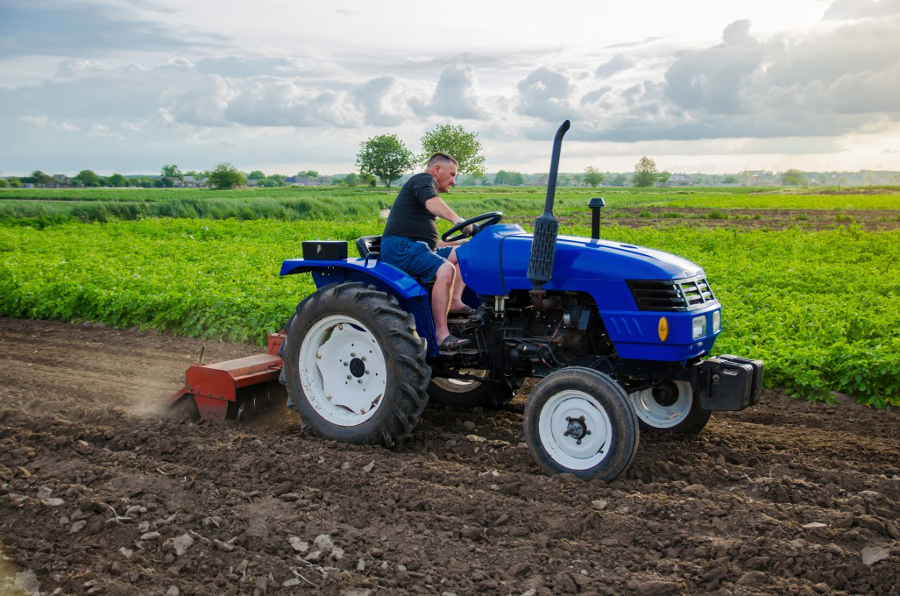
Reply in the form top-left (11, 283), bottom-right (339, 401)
top-left (355, 235), bottom-right (435, 291)
top-left (356, 235), bottom-right (381, 260)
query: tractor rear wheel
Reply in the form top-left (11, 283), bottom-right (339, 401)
top-left (428, 371), bottom-right (514, 409)
top-left (524, 367), bottom-right (639, 482)
top-left (283, 282), bottom-right (430, 446)
top-left (628, 380), bottom-right (711, 434)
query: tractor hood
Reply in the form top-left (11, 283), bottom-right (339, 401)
top-left (457, 224), bottom-right (705, 311)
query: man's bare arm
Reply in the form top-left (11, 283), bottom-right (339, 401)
top-left (426, 196), bottom-right (469, 246)
top-left (425, 196), bottom-right (463, 225)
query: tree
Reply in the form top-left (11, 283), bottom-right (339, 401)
top-left (298, 170), bottom-right (319, 179)
top-left (0, 179), bottom-right (8, 188)
top-left (633, 157), bottom-right (658, 188)
top-left (261, 174), bottom-right (286, 187)
top-left (247, 170), bottom-right (266, 180)
top-left (356, 134), bottom-right (415, 187)
top-left (161, 164), bottom-right (183, 180)
top-left (341, 173), bottom-right (360, 186)
top-left (32, 170), bottom-right (53, 185)
top-left (611, 173), bottom-right (626, 187)
top-left (781, 169), bottom-right (806, 186)
top-left (74, 169), bottom-right (101, 187)
top-left (207, 163), bottom-right (246, 190)
top-left (584, 166), bottom-right (605, 187)
top-left (107, 173), bottom-right (128, 187)
top-left (420, 124), bottom-right (486, 176)
top-left (658, 171), bottom-right (671, 185)
top-left (495, 170), bottom-right (524, 185)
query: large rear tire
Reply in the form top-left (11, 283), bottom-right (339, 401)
top-left (427, 371), bottom-right (514, 409)
top-left (524, 367), bottom-right (639, 482)
top-left (283, 282), bottom-right (430, 446)
top-left (628, 380), bottom-right (711, 434)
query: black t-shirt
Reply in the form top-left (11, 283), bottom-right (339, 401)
top-left (382, 173), bottom-right (440, 250)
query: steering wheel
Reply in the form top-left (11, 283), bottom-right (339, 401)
top-left (441, 211), bottom-right (503, 243)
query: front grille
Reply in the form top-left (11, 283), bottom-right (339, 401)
top-left (628, 276), bottom-right (716, 311)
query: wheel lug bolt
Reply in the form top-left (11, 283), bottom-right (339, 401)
top-left (563, 430), bottom-right (570, 436)
top-left (346, 375), bottom-right (351, 379)
top-left (357, 379), bottom-right (363, 384)
top-left (365, 370), bottom-right (370, 375)
top-left (344, 362), bottom-right (349, 366)
top-left (361, 356), bottom-right (366, 361)
top-left (351, 352), bottom-right (356, 357)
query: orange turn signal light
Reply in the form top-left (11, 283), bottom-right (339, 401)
top-left (658, 317), bottom-right (669, 342)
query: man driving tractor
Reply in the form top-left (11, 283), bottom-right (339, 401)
top-left (379, 152), bottom-right (472, 351)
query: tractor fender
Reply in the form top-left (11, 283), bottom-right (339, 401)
top-left (280, 258), bottom-right (438, 355)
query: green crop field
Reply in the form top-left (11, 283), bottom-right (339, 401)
top-left (3, 185), bottom-right (899, 224)
top-left (1, 213), bottom-right (897, 408)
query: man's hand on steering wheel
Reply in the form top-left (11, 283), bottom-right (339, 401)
top-left (441, 211), bottom-right (503, 244)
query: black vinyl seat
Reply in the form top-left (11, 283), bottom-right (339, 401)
top-left (356, 236), bottom-right (381, 260)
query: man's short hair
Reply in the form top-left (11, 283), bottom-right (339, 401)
top-left (426, 153), bottom-right (458, 169)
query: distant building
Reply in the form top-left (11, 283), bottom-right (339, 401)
top-left (48, 174), bottom-right (71, 188)
top-left (182, 175), bottom-right (206, 188)
top-left (286, 175), bottom-right (331, 186)
top-left (664, 174), bottom-right (692, 187)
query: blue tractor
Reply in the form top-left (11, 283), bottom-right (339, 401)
top-left (278, 121), bottom-right (763, 481)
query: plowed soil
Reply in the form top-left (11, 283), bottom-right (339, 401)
top-left (1, 318), bottom-right (897, 596)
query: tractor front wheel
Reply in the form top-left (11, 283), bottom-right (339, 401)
top-left (628, 380), bottom-right (711, 434)
top-left (524, 367), bottom-right (639, 482)
top-left (283, 282), bottom-right (430, 446)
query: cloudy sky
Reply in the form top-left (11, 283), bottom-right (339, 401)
top-left (2, 0), bottom-right (899, 176)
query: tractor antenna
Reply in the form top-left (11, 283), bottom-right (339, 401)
top-left (527, 120), bottom-right (569, 312)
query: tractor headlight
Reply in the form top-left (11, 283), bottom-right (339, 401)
top-left (712, 310), bottom-right (721, 333)
top-left (692, 315), bottom-right (707, 339)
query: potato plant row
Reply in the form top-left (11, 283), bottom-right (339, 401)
top-left (1, 219), bottom-right (897, 408)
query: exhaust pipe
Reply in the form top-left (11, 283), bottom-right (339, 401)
top-left (528, 120), bottom-right (570, 312)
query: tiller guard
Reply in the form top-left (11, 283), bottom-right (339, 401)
top-left (168, 333), bottom-right (286, 422)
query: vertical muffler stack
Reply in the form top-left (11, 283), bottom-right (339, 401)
top-left (528, 120), bottom-right (570, 312)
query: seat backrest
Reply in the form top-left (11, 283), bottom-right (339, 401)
top-left (355, 236), bottom-right (382, 259)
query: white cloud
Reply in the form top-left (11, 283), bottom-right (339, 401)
top-left (424, 66), bottom-right (484, 120)
top-left (517, 67), bottom-right (572, 121)
top-left (595, 54), bottom-right (634, 79)
top-left (823, 0), bottom-right (900, 20)
top-left (354, 76), bottom-right (417, 126)
top-left (19, 113), bottom-right (79, 132)
top-left (223, 79), bottom-right (362, 127)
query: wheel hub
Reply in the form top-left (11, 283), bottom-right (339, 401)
top-left (564, 416), bottom-right (591, 444)
top-left (537, 390), bottom-right (613, 471)
top-left (651, 382), bottom-right (679, 407)
top-left (349, 357), bottom-right (366, 378)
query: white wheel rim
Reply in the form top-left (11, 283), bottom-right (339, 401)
top-left (628, 380), bottom-right (692, 429)
top-left (298, 314), bottom-right (388, 426)
top-left (538, 390), bottom-right (613, 471)
top-left (431, 369), bottom-right (488, 394)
